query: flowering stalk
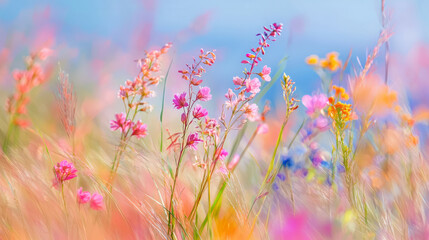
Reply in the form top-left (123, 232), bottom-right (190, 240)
top-left (248, 74), bottom-right (299, 236)
top-left (166, 49), bottom-right (215, 237)
top-left (56, 68), bottom-right (77, 155)
top-left (108, 43), bottom-right (171, 189)
top-left (3, 48), bottom-right (51, 153)
top-left (187, 23), bottom-right (283, 229)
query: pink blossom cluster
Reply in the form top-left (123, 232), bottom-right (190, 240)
top-left (301, 94), bottom-right (329, 132)
top-left (110, 113), bottom-right (147, 139)
top-left (223, 23), bottom-right (283, 122)
top-left (170, 49), bottom-right (216, 152)
top-left (77, 187), bottom-right (104, 210)
top-left (118, 43), bottom-right (171, 112)
top-left (5, 48), bottom-right (52, 128)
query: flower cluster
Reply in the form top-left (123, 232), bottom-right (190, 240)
top-left (169, 49), bottom-right (216, 152)
top-left (110, 113), bottom-right (147, 139)
top-left (328, 86), bottom-right (354, 130)
top-left (223, 23), bottom-right (283, 123)
top-left (5, 48), bottom-right (52, 128)
top-left (77, 188), bottom-right (104, 210)
top-left (111, 43), bottom-right (171, 139)
top-left (306, 51), bottom-right (342, 72)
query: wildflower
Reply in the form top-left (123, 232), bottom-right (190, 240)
top-left (172, 92), bottom-right (188, 109)
top-left (77, 187), bottom-right (91, 204)
top-left (131, 120), bottom-right (147, 139)
top-left (281, 156), bottom-right (294, 169)
top-left (260, 65), bottom-right (271, 81)
top-left (110, 113), bottom-right (131, 133)
top-left (232, 76), bottom-right (244, 86)
top-left (328, 102), bottom-right (353, 122)
top-left (301, 94), bottom-right (328, 116)
top-left (181, 113), bottom-right (187, 123)
top-left (90, 193), bottom-right (104, 210)
top-left (256, 123), bottom-right (269, 135)
top-left (320, 52), bottom-right (341, 72)
top-left (193, 105), bottom-right (208, 119)
top-left (54, 160), bottom-right (77, 184)
top-left (242, 103), bottom-right (259, 121)
top-left (215, 148), bottom-right (228, 161)
top-left (314, 116), bottom-right (329, 130)
top-left (186, 133), bottom-right (203, 150)
top-left (196, 87), bottom-right (212, 101)
top-left (245, 78), bottom-right (261, 94)
top-left (332, 85), bottom-right (349, 101)
top-left (305, 55), bottom-right (319, 65)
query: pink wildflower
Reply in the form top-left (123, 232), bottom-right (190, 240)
top-left (314, 116), bottom-right (329, 130)
top-left (256, 123), bottom-right (269, 134)
top-left (233, 76), bottom-right (244, 86)
top-left (77, 187), bottom-right (91, 204)
top-left (261, 65), bottom-right (271, 81)
top-left (110, 113), bottom-right (131, 133)
top-left (302, 94), bottom-right (328, 116)
top-left (196, 87), bottom-right (212, 101)
top-left (245, 78), bottom-right (261, 94)
top-left (90, 193), bottom-right (104, 210)
top-left (193, 105), bottom-right (208, 119)
top-left (186, 133), bottom-right (203, 150)
top-left (243, 103), bottom-right (260, 121)
top-left (54, 160), bottom-right (77, 184)
top-left (131, 120), bottom-right (147, 139)
top-left (173, 92), bottom-right (188, 109)
top-left (215, 148), bottom-right (228, 161)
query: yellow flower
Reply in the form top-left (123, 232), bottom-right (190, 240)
top-left (305, 55), bottom-right (319, 65)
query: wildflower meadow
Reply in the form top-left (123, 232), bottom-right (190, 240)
top-left (1, 0), bottom-right (429, 239)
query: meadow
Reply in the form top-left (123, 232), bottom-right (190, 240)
top-left (0, 1), bottom-right (429, 239)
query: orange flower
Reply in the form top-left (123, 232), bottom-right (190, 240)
top-left (328, 102), bottom-right (352, 122)
top-left (320, 51), bottom-right (341, 71)
top-left (332, 85), bottom-right (349, 101)
top-left (305, 55), bottom-right (319, 65)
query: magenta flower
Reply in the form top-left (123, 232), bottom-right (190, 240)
top-left (173, 92), bottom-right (188, 109)
top-left (232, 76), bottom-right (244, 86)
top-left (245, 78), bottom-right (261, 94)
top-left (261, 65), bottom-right (271, 81)
top-left (77, 187), bottom-right (91, 204)
top-left (131, 120), bottom-right (147, 139)
top-left (110, 113), bottom-right (131, 133)
top-left (53, 160), bottom-right (77, 186)
top-left (196, 87), bottom-right (212, 101)
top-left (186, 133), bottom-right (203, 150)
top-left (215, 148), bottom-right (228, 161)
top-left (302, 94), bottom-right (328, 116)
top-left (90, 193), bottom-right (104, 210)
top-left (193, 105), bottom-right (208, 119)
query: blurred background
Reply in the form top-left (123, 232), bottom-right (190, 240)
top-left (1, 0), bottom-right (428, 137)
